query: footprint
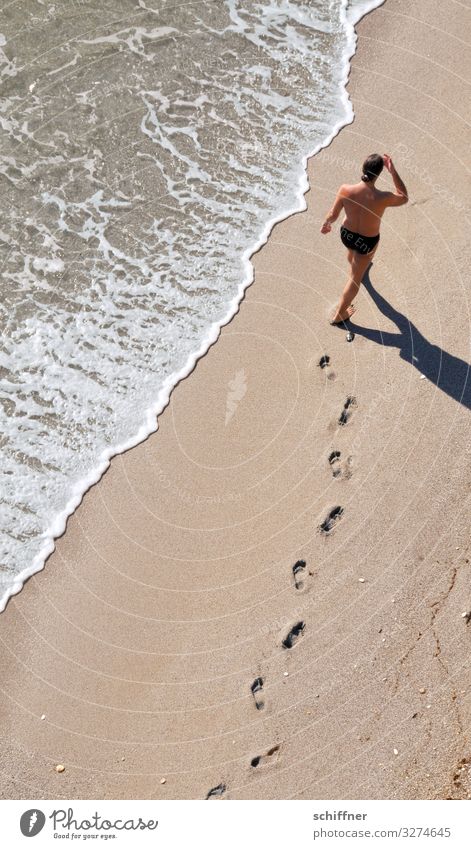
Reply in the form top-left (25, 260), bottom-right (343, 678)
top-left (206, 783), bottom-right (226, 799)
top-left (282, 621), bottom-right (305, 649)
top-left (292, 559), bottom-right (306, 590)
top-left (338, 395), bottom-right (356, 426)
top-left (320, 506), bottom-right (344, 534)
top-left (328, 451), bottom-right (342, 477)
top-left (250, 744), bottom-right (280, 769)
top-left (251, 677), bottom-right (265, 711)
top-left (318, 354), bottom-right (336, 382)
top-left (328, 451), bottom-right (353, 480)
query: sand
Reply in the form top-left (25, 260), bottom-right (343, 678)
top-left (1, 0), bottom-right (470, 801)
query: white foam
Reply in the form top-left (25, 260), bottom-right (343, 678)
top-left (32, 257), bottom-right (64, 273)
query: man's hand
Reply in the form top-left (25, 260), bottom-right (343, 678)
top-left (383, 153), bottom-right (394, 173)
top-left (320, 222), bottom-right (332, 234)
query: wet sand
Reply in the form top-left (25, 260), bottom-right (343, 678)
top-left (1, 0), bottom-right (470, 800)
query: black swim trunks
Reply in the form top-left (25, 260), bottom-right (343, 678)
top-left (340, 226), bottom-right (380, 255)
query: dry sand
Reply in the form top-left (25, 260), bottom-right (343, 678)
top-left (1, 0), bottom-right (470, 801)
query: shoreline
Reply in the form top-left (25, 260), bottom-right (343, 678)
top-left (0, 0), bottom-right (385, 615)
top-left (1, 0), bottom-right (470, 801)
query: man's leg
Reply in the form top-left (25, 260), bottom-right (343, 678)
top-left (331, 247), bottom-right (377, 324)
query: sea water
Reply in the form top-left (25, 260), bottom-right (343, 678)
top-left (0, 0), bottom-right (384, 610)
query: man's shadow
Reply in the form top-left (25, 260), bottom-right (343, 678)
top-left (344, 267), bottom-right (471, 410)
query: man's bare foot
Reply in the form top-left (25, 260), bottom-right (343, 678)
top-left (330, 304), bottom-right (356, 326)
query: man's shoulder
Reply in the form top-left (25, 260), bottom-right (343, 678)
top-left (338, 183), bottom-right (355, 196)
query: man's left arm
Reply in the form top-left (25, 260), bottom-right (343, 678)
top-left (320, 186), bottom-right (345, 233)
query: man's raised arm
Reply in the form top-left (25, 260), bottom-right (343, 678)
top-left (383, 154), bottom-right (408, 206)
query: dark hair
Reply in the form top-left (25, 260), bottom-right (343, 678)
top-left (361, 153), bottom-right (384, 182)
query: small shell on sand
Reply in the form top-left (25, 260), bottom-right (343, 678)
top-left (419, 687), bottom-right (426, 694)
top-left (160, 778), bottom-right (166, 784)
top-left (393, 748), bottom-right (399, 756)
top-left (55, 764), bottom-right (65, 773)
top-left (40, 714), bottom-right (46, 720)
top-left (358, 577), bottom-right (365, 583)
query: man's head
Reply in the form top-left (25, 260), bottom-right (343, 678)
top-left (361, 153), bottom-right (384, 182)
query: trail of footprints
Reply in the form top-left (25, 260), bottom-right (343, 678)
top-left (205, 352), bottom-right (355, 799)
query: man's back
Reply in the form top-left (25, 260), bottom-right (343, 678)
top-left (341, 182), bottom-right (396, 236)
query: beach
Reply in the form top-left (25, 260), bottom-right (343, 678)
top-left (1, 0), bottom-right (470, 801)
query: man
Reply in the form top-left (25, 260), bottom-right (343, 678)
top-left (320, 153), bottom-right (408, 325)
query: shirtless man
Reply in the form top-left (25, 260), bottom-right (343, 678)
top-left (320, 153), bottom-right (408, 324)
